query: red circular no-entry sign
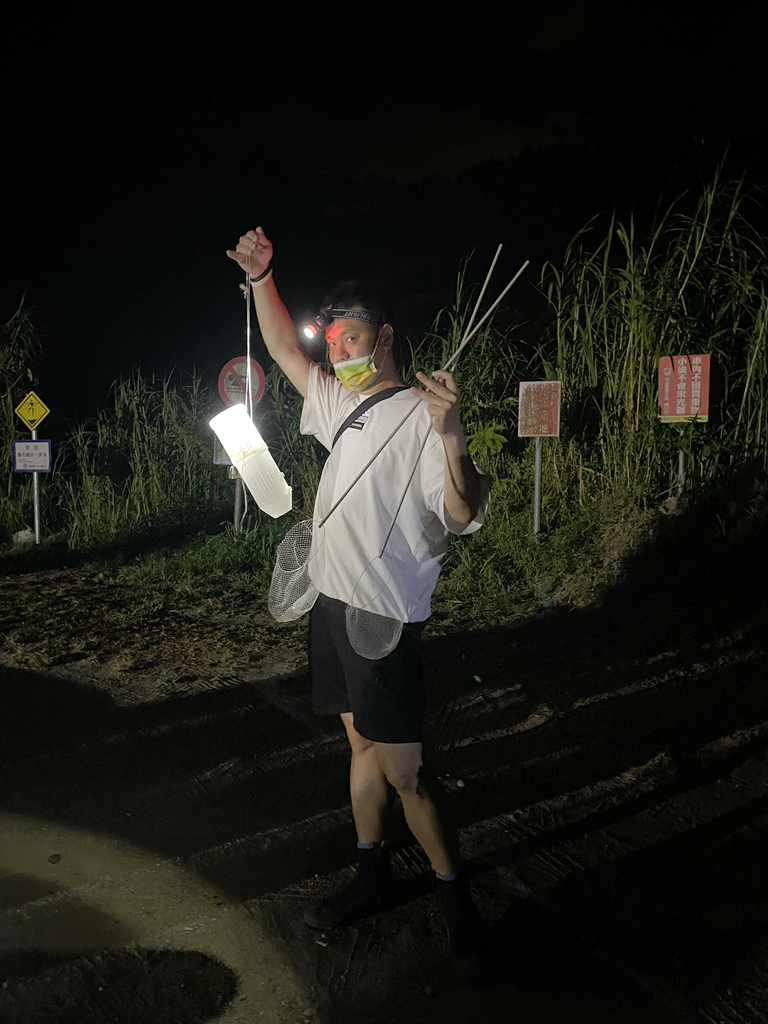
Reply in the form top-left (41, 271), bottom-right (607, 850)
top-left (217, 357), bottom-right (266, 407)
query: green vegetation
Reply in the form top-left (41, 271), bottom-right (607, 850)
top-left (2, 370), bottom-right (233, 546)
top-left (540, 167), bottom-right (767, 497)
top-left (1, 301), bottom-right (42, 536)
top-left (59, 374), bottom-right (230, 549)
top-left (2, 172), bottom-right (766, 630)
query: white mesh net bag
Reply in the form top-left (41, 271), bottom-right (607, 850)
top-left (268, 520), bottom-right (319, 621)
top-left (345, 553), bottom-right (404, 660)
top-left (345, 606), bottom-right (404, 660)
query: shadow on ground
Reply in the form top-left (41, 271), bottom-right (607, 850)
top-left (319, 900), bottom-right (684, 1024)
top-left (0, 946), bottom-right (238, 1024)
top-left (1, 478), bottom-right (767, 1021)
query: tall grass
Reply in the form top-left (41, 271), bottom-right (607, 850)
top-left (539, 170), bottom-right (768, 500)
top-left (1, 372), bottom-right (233, 548)
top-left (2, 172), bottom-right (766, 616)
top-left (0, 301), bottom-right (41, 536)
top-left (1, 389), bottom-right (34, 536)
top-left (58, 373), bottom-right (232, 548)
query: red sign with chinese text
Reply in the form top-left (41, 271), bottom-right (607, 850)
top-left (518, 381), bottom-right (562, 437)
top-left (658, 355), bottom-right (710, 422)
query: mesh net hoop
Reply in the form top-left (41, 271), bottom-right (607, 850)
top-left (268, 520), bottom-right (319, 621)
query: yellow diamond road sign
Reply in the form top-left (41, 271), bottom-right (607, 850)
top-left (15, 391), bottom-right (50, 431)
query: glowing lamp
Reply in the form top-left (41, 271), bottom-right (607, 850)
top-left (303, 310), bottom-right (333, 340)
top-left (209, 404), bottom-right (292, 518)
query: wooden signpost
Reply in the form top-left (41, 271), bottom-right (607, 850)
top-left (658, 355), bottom-right (711, 494)
top-left (518, 381), bottom-right (562, 535)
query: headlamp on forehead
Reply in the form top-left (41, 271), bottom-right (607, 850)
top-left (302, 305), bottom-right (381, 339)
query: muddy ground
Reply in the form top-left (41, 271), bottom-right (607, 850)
top-left (1, 493), bottom-right (767, 1023)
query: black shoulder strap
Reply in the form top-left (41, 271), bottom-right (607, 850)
top-left (331, 387), bottom-right (409, 449)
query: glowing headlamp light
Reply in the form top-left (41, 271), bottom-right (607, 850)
top-left (303, 309), bottom-right (332, 339)
top-left (302, 306), bottom-right (381, 339)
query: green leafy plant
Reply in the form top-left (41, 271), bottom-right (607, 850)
top-left (468, 423), bottom-right (508, 458)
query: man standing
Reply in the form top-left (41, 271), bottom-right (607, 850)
top-left (227, 227), bottom-right (489, 976)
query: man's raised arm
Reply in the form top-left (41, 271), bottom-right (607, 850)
top-left (226, 227), bottom-right (312, 398)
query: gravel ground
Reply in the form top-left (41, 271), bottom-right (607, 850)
top-left (1, 500), bottom-right (767, 1022)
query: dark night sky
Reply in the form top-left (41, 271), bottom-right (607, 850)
top-left (3, 3), bottom-right (767, 431)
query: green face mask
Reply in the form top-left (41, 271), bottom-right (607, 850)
top-left (333, 349), bottom-right (384, 391)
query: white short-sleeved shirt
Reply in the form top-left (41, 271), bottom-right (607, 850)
top-left (300, 363), bottom-right (487, 623)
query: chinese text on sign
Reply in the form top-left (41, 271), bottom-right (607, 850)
top-left (518, 382), bottom-right (562, 437)
top-left (658, 355), bottom-right (710, 422)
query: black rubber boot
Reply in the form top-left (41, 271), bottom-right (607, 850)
top-left (435, 870), bottom-right (487, 986)
top-left (303, 843), bottom-right (391, 929)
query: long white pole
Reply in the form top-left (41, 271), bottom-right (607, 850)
top-left (462, 244), bottom-right (502, 346)
top-left (444, 259), bottom-right (530, 373)
top-left (533, 436), bottom-right (542, 535)
top-left (376, 250), bottom-right (504, 556)
top-left (32, 428), bottom-right (40, 544)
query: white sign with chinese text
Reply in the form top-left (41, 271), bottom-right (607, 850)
top-left (13, 440), bottom-right (51, 472)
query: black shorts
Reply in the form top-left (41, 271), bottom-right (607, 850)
top-left (308, 593), bottom-right (425, 744)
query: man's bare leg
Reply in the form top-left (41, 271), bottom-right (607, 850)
top-left (304, 713), bottom-right (392, 930)
top-left (341, 712), bottom-right (393, 843)
top-left (374, 738), bottom-right (483, 974)
top-left (373, 740), bottom-right (460, 877)
top-left (306, 714), bottom-right (475, 953)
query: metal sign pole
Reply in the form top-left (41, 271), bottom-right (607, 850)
top-left (658, 354), bottom-right (711, 497)
top-left (676, 426), bottom-right (685, 496)
top-left (32, 428), bottom-right (40, 544)
top-left (13, 392), bottom-right (50, 545)
top-left (519, 381), bottom-right (560, 538)
top-left (533, 436), bottom-right (543, 535)
top-left (233, 473), bottom-right (243, 534)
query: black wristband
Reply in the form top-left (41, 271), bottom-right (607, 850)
top-left (249, 264), bottom-right (272, 283)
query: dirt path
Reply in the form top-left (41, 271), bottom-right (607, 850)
top-left (1, 541), bottom-right (767, 1022)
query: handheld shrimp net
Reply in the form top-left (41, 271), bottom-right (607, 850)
top-left (346, 606), bottom-right (403, 660)
top-left (268, 519), bottom-right (319, 621)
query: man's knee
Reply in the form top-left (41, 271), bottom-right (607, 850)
top-left (375, 744), bottom-right (423, 794)
top-left (341, 712), bottom-right (375, 758)
top-left (389, 770), bottom-right (420, 795)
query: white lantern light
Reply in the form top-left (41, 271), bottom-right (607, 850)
top-left (209, 405), bottom-right (292, 518)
